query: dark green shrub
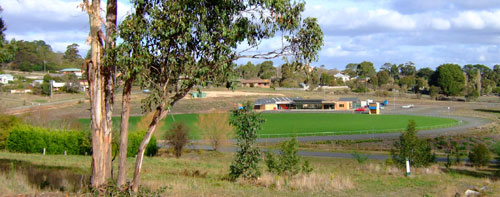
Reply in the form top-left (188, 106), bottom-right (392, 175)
top-left (146, 135), bottom-right (158, 157)
top-left (265, 137), bottom-right (313, 176)
top-left (128, 131), bottom-right (158, 157)
top-left (468, 143), bottom-right (491, 167)
top-left (0, 114), bottom-right (22, 149)
top-left (165, 122), bottom-right (189, 158)
top-left (390, 120), bottom-right (436, 168)
top-left (352, 151), bottom-right (368, 164)
top-left (229, 102), bottom-right (264, 181)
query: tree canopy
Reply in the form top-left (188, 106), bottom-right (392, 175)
top-left (431, 64), bottom-right (465, 96)
top-left (357, 61), bottom-right (376, 78)
top-left (117, 0), bottom-right (323, 190)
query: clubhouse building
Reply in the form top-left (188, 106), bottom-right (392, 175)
top-left (254, 97), bottom-right (361, 111)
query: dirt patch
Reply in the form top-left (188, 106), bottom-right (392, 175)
top-left (187, 91), bottom-right (284, 98)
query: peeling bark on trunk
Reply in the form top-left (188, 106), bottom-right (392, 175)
top-left (117, 78), bottom-right (133, 189)
top-left (84, 0), bottom-right (117, 189)
top-left (131, 107), bottom-right (166, 192)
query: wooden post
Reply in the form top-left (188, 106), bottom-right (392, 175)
top-left (43, 148), bottom-right (45, 155)
top-left (406, 159), bottom-right (411, 176)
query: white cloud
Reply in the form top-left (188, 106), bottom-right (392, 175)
top-left (4, 0), bottom-right (500, 69)
top-left (450, 10), bottom-right (500, 30)
top-left (430, 18), bottom-right (451, 30)
top-left (452, 11), bottom-right (486, 29)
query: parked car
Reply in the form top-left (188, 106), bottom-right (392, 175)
top-left (401, 104), bottom-right (414, 109)
top-left (355, 108), bottom-right (366, 112)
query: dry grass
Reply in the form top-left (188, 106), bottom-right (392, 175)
top-left (0, 172), bottom-right (37, 195)
top-left (0, 151), bottom-right (499, 196)
top-left (255, 172), bottom-right (355, 192)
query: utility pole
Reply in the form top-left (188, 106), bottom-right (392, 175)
top-left (50, 80), bottom-right (53, 98)
top-left (43, 60), bottom-right (46, 73)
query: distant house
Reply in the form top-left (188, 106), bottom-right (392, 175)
top-left (59, 68), bottom-right (83, 78)
top-left (31, 79), bottom-right (43, 86)
top-left (51, 80), bottom-right (66, 91)
top-left (241, 79), bottom-right (271, 88)
top-left (334, 73), bottom-right (350, 82)
top-left (0, 74), bottom-right (14, 84)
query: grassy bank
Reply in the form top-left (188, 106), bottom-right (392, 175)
top-left (0, 151), bottom-right (497, 196)
top-left (79, 113), bottom-right (458, 139)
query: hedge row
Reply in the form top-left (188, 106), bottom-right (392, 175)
top-left (6, 124), bottom-right (158, 157)
top-left (6, 124), bottom-right (91, 155)
top-left (128, 131), bottom-right (158, 157)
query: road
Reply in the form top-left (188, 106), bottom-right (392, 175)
top-left (165, 144), bottom-right (498, 163)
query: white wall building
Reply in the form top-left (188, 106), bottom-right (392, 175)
top-left (334, 73), bottom-right (350, 82)
top-left (0, 74), bottom-right (14, 84)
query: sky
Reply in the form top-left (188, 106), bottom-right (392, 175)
top-left (2, 0), bottom-right (500, 70)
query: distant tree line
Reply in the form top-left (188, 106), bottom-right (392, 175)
top-left (0, 40), bottom-right (84, 72)
top-left (0, 8), bottom-right (83, 72)
top-left (235, 59), bottom-right (500, 100)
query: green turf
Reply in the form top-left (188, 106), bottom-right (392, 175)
top-left (79, 113), bottom-right (458, 139)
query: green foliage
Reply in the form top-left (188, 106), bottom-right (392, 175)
top-left (399, 62), bottom-right (416, 76)
top-left (257, 61), bottom-right (276, 79)
top-left (128, 131), bottom-right (158, 157)
top-left (265, 137), bottom-right (313, 176)
top-left (320, 72), bottom-right (334, 86)
top-left (61, 74), bottom-right (81, 93)
top-left (375, 90), bottom-right (392, 97)
top-left (357, 61), bottom-right (376, 78)
top-left (351, 151), bottom-right (368, 164)
top-left (353, 86), bottom-right (368, 93)
top-left (377, 70), bottom-right (390, 87)
top-left (417, 67), bottom-right (434, 81)
top-left (229, 102), bottom-right (264, 181)
top-left (9, 40), bottom-right (78, 71)
top-left (63, 43), bottom-right (82, 67)
top-left (399, 76), bottom-right (416, 91)
top-left (431, 64), bottom-right (465, 97)
top-left (429, 86), bottom-right (441, 100)
top-left (279, 62), bottom-right (304, 88)
top-left (119, 0), bottom-right (323, 113)
top-left (165, 122), bottom-right (190, 158)
top-left (468, 143), bottom-right (491, 167)
top-left (415, 77), bottom-right (429, 93)
top-left (236, 62), bottom-right (259, 79)
top-left (465, 90), bottom-right (479, 102)
top-left (390, 120), bottom-right (436, 168)
top-left (0, 114), bottom-right (22, 149)
top-left (6, 124), bottom-right (91, 155)
top-left (266, 138), bottom-right (298, 176)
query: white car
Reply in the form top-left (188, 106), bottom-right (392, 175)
top-left (401, 104), bottom-right (414, 109)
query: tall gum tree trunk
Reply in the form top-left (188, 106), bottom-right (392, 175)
top-left (117, 78), bottom-right (133, 188)
top-left (131, 107), bottom-right (166, 192)
top-left (87, 0), bottom-right (111, 186)
top-left (104, 0), bottom-right (117, 181)
top-left (84, 0), bottom-right (116, 189)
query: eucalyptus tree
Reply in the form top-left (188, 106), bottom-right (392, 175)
top-left (117, 0), bottom-right (323, 192)
top-left (81, 0), bottom-right (117, 189)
